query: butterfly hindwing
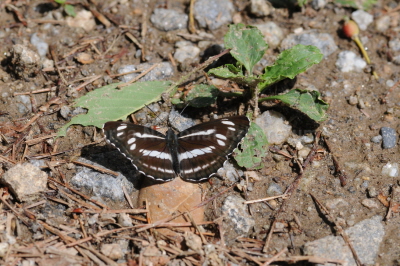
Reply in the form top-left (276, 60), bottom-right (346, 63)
top-left (103, 116), bottom-right (250, 182)
top-left (103, 121), bottom-right (176, 181)
top-left (177, 116), bottom-right (250, 182)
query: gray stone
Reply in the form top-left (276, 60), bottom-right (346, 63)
top-left (336, 51), bottom-right (366, 73)
top-left (311, 0), bottom-right (327, 10)
top-left (117, 62), bottom-right (174, 83)
top-left (30, 33), bottom-right (48, 58)
top-left (174, 41), bottom-right (200, 63)
top-left (266, 183), bottom-right (283, 196)
top-left (1, 163), bottom-right (48, 202)
top-left (375, 15), bottom-right (391, 32)
top-left (194, 0), bottom-right (234, 30)
top-left (249, 0), bottom-right (272, 17)
top-left (70, 158), bottom-right (134, 202)
top-left (280, 31), bottom-right (338, 58)
top-left (60, 105), bottom-right (71, 120)
top-left (150, 8), bottom-right (188, 31)
top-left (253, 22), bottom-right (284, 48)
top-left (168, 109), bottom-right (196, 132)
top-left (351, 10), bottom-right (373, 31)
top-left (10, 44), bottom-right (41, 79)
top-left (15, 95), bottom-right (32, 114)
top-left (380, 127), bottom-right (397, 149)
top-left (217, 161), bottom-right (244, 183)
top-left (304, 216), bottom-right (385, 266)
top-left (100, 243), bottom-right (124, 260)
top-left (255, 110), bottom-right (291, 145)
top-left (221, 195), bottom-right (255, 242)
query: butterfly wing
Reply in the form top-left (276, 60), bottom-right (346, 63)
top-left (103, 121), bottom-right (176, 181)
top-left (176, 116), bottom-right (250, 182)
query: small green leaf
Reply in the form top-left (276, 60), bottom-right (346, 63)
top-left (55, 0), bottom-right (66, 4)
top-left (208, 64), bottom-right (242, 78)
top-left (185, 84), bottom-right (219, 108)
top-left (57, 81), bottom-right (171, 136)
top-left (224, 23), bottom-right (268, 74)
top-left (64, 4), bottom-right (76, 17)
top-left (208, 65), bottom-right (263, 88)
top-left (234, 122), bottom-right (268, 169)
top-left (260, 89), bottom-right (329, 122)
top-left (259, 44), bottom-right (323, 90)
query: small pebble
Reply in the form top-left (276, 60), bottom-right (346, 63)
top-left (380, 127), bottom-right (397, 149)
top-left (266, 183), bottom-right (283, 196)
top-left (348, 95), bottom-right (358, 105)
top-left (381, 162), bottom-right (399, 177)
top-left (194, 0), bottom-right (234, 30)
top-left (367, 187), bottom-right (377, 198)
top-left (336, 51), bottom-right (366, 72)
top-left (101, 243), bottom-right (123, 260)
top-left (253, 22), bottom-right (283, 48)
top-left (370, 135), bottom-right (382, 144)
top-left (150, 8), bottom-right (188, 31)
top-left (361, 199), bottom-right (379, 209)
top-left (249, 0), bottom-right (271, 17)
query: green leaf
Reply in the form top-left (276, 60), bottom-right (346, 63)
top-left (208, 65), bottom-right (263, 88)
top-left (234, 122), bottom-right (268, 169)
top-left (55, 0), bottom-right (66, 4)
top-left (185, 84), bottom-right (219, 108)
top-left (260, 89), bottom-right (329, 122)
top-left (224, 23), bottom-right (268, 74)
top-left (259, 44), bottom-right (323, 90)
top-left (57, 81), bottom-right (171, 136)
top-left (64, 4), bottom-right (76, 17)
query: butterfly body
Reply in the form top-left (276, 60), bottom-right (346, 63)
top-left (103, 116), bottom-right (250, 182)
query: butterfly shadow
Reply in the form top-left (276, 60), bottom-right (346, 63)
top-left (80, 145), bottom-right (144, 190)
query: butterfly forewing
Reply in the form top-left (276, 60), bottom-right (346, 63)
top-left (103, 121), bottom-right (176, 181)
top-left (177, 116), bottom-right (250, 182)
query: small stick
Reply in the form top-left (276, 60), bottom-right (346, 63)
top-left (185, 212), bottom-right (207, 244)
top-left (123, 186), bottom-right (134, 209)
top-left (83, 209), bottom-right (148, 214)
top-left (50, 45), bottom-right (68, 85)
top-left (244, 194), bottom-right (288, 204)
top-left (188, 0), bottom-right (196, 33)
top-left (71, 159), bottom-right (119, 177)
top-left (117, 63), bottom-right (159, 89)
top-left (74, 74), bottom-right (102, 91)
top-left (261, 247), bottom-right (287, 266)
top-left (310, 193), bottom-right (363, 266)
top-left (24, 133), bottom-right (57, 146)
top-left (13, 87), bottom-right (57, 96)
top-left (125, 32), bottom-right (143, 49)
top-left (109, 68), bottom-right (144, 78)
top-left (323, 136), bottom-right (348, 186)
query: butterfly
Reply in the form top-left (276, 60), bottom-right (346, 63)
top-left (102, 116), bottom-right (250, 182)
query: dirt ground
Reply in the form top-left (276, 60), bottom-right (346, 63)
top-left (0, 0), bottom-right (399, 265)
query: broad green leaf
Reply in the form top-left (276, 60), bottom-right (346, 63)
top-left (234, 122), bottom-right (268, 169)
top-left (260, 89), bottom-right (329, 122)
top-left (185, 84), bottom-right (219, 108)
top-left (259, 45), bottom-right (323, 90)
top-left (208, 65), bottom-right (263, 88)
top-left (224, 23), bottom-right (268, 74)
top-left (64, 4), bottom-right (76, 17)
top-left (57, 81), bottom-right (170, 136)
top-left (55, 0), bottom-right (66, 4)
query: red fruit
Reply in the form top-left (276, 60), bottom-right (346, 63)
top-left (343, 20), bottom-right (359, 39)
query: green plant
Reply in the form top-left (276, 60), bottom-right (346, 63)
top-left (55, 0), bottom-right (76, 17)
